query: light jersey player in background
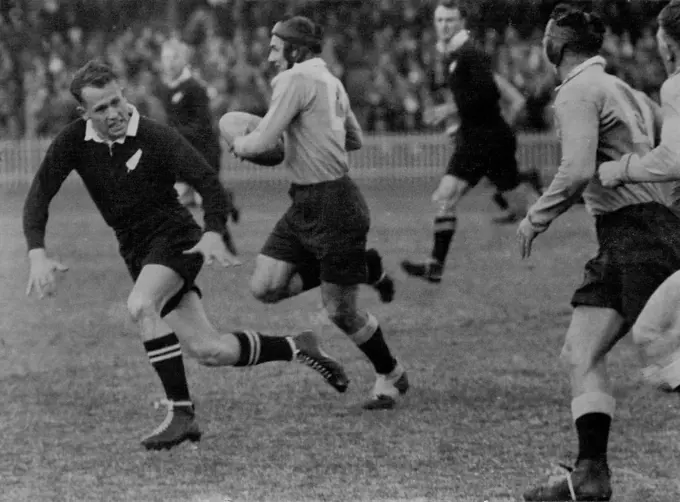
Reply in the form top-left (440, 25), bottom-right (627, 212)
top-left (598, 0), bottom-right (680, 394)
top-left (23, 60), bottom-right (350, 451)
top-left (517, 5), bottom-right (680, 501)
top-left (401, 0), bottom-right (544, 284)
top-left (230, 16), bottom-right (409, 409)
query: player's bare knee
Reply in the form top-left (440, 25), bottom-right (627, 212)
top-left (126, 291), bottom-right (159, 322)
top-left (249, 276), bottom-right (285, 304)
top-left (560, 338), bottom-right (598, 374)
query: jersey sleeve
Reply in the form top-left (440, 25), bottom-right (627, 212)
top-left (237, 71), bottom-right (306, 156)
top-left (23, 131), bottom-right (76, 250)
top-left (527, 93), bottom-right (600, 232)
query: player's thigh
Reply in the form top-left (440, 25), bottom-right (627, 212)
top-left (561, 306), bottom-right (627, 368)
top-left (142, 229), bottom-right (204, 317)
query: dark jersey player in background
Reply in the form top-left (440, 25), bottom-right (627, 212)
top-left (23, 60), bottom-right (348, 451)
top-left (159, 38), bottom-right (238, 222)
top-left (401, 0), bottom-right (543, 284)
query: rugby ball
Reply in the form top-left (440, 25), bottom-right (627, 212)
top-left (219, 111), bottom-right (285, 167)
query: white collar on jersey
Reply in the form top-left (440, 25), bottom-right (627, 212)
top-left (165, 67), bottom-right (192, 89)
top-left (293, 57), bottom-right (326, 70)
top-left (272, 58), bottom-right (327, 86)
top-left (84, 104), bottom-right (140, 144)
top-left (436, 30), bottom-right (470, 55)
top-left (556, 55), bottom-right (606, 92)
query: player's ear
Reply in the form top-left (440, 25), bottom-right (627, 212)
top-left (76, 106), bottom-right (87, 120)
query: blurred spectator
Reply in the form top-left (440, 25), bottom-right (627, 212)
top-left (0, 0), bottom-right (670, 138)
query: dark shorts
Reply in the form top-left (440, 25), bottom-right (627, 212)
top-left (120, 223), bottom-right (204, 317)
top-left (261, 176), bottom-right (370, 286)
top-left (572, 202), bottom-right (680, 330)
top-left (447, 123), bottom-right (520, 192)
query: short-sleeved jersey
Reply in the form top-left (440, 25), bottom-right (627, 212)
top-left (237, 58), bottom-right (362, 185)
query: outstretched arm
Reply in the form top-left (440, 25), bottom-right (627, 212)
top-left (23, 133), bottom-right (75, 296)
top-left (518, 96), bottom-right (599, 259)
top-left (526, 98), bottom-right (599, 232)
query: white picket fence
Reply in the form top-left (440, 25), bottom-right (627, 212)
top-left (0, 133), bottom-right (561, 187)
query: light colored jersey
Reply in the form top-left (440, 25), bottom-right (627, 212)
top-left (237, 58), bottom-right (362, 184)
top-left (619, 71), bottom-right (680, 210)
top-left (528, 56), bottom-right (668, 232)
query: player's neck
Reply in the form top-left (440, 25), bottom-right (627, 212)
top-left (557, 54), bottom-right (594, 82)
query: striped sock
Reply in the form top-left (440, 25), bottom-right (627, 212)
top-left (144, 333), bottom-right (191, 403)
top-left (233, 330), bottom-right (295, 366)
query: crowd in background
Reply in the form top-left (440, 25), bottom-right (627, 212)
top-left (0, 0), bottom-right (669, 139)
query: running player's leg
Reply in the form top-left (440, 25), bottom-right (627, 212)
top-left (321, 279), bottom-right (408, 409)
top-left (126, 261), bottom-right (200, 450)
top-left (134, 235), bottom-right (347, 450)
top-left (524, 306), bottom-right (622, 501)
top-left (401, 164), bottom-right (473, 283)
top-left (314, 177), bottom-right (407, 408)
top-left (524, 203), bottom-right (680, 501)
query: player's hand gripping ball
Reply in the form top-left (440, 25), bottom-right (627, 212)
top-left (219, 111), bottom-right (285, 167)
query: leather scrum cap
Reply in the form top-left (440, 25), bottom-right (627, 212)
top-left (272, 16), bottom-right (323, 47)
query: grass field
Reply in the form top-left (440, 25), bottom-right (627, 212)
top-left (2, 176), bottom-right (680, 502)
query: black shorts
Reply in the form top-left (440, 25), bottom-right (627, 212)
top-left (447, 123), bottom-right (520, 192)
top-left (261, 176), bottom-right (370, 286)
top-left (120, 222), bottom-right (204, 317)
top-left (572, 202), bottom-right (680, 330)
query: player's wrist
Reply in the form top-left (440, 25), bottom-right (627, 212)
top-left (526, 214), bottom-right (548, 234)
top-left (621, 153), bottom-right (634, 183)
top-left (28, 248), bottom-right (48, 262)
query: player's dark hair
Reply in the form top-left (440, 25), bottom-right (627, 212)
top-left (273, 15), bottom-right (323, 62)
top-left (435, 0), bottom-right (468, 19)
top-left (70, 60), bottom-right (119, 104)
top-left (659, 0), bottom-right (680, 45)
top-left (549, 3), bottom-right (606, 56)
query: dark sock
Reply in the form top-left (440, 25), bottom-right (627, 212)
top-left (233, 331), bottom-right (294, 366)
top-left (365, 248), bottom-right (384, 284)
top-left (358, 326), bottom-right (397, 375)
top-left (144, 333), bottom-right (191, 403)
top-left (575, 412), bottom-right (611, 464)
top-left (431, 216), bottom-right (457, 265)
top-left (492, 192), bottom-right (510, 211)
